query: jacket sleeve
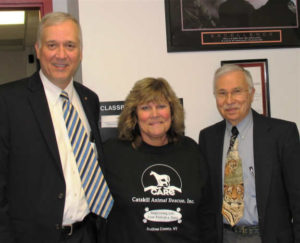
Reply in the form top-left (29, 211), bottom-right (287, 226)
top-left (0, 94), bottom-right (16, 243)
top-left (281, 123), bottom-right (300, 242)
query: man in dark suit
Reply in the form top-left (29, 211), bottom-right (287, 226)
top-left (199, 64), bottom-right (300, 243)
top-left (0, 12), bottom-right (112, 243)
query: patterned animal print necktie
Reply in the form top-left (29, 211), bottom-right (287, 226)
top-left (222, 126), bottom-right (244, 226)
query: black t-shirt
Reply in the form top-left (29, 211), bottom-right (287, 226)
top-left (103, 136), bottom-right (213, 243)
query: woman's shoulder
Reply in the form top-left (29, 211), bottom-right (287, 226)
top-left (103, 138), bottom-right (131, 150)
top-left (102, 138), bottom-right (134, 164)
top-left (177, 135), bottom-right (198, 148)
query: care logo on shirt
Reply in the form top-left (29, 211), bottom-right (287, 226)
top-left (141, 164), bottom-right (182, 196)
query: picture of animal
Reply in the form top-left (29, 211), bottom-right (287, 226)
top-left (150, 171), bottom-right (171, 187)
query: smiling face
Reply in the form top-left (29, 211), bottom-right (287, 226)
top-left (35, 20), bottom-right (82, 89)
top-left (215, 70), bottom-right (255, 126)
top-left (136, 100), bottom-right (172, 146)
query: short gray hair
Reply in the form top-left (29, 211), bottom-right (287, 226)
top-left (213, 64), bottom-right (254, 93)
top-left (36, 12), bottom-right (82, 49)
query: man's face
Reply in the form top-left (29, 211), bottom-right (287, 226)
top-left (215, 70), bottom-right (255, 126)
top-left (35, 20), bottom-right (82, 89)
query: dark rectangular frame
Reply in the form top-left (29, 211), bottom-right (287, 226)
top-left (165, 0), bottom-right (300, 52)
top-left (221, 59), bottom-right (270, 117)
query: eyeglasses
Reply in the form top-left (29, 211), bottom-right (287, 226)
top-left (215, 88), bottom-right (249, 99)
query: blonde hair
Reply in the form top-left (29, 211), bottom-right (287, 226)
top-left (118, 77), bottom-right (184, 148)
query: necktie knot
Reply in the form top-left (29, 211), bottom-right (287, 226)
top-left (231, 126), bottom-right (239, 137)
top-left (228, 126), bottom-right (239, 154)
top-left (60, 91), bottom-right (69, 101)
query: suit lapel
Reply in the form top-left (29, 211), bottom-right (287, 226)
top-left (214, 121), bottom-right (226, 209)
top-left (74, 84), bottom-right (98, 136)
top-left (217, 122), bottom-right (226, 209)
top-left (74, 83), bottom-right (106, 172)
top-left (27, 73), bottom-right (63, 176)
top-left (74, 83), bottom-right (103, 154)
top-left (252, 110), bottom-right (273, 223)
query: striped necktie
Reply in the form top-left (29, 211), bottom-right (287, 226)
top-left (60, 90), bottom-right (113, 218)
top-left (222, 126), bottom-right (244, 226)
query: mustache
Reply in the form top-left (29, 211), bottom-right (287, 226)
top-left (223, 104), bottom-right (240, 110)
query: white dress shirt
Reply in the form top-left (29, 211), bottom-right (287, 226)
top-left (40, 70), bottom-right (91, 225)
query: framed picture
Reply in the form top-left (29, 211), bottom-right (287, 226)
top-left (99, 101), bottom-right (124, 142)
top-left (165, 0), bottom-right (300, 52)
top-left (221, 59), bottom-right (270, 116)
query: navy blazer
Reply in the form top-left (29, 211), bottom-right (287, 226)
top-left (0, 72), bottom-right (105, 243)
top-left (199, 110), bottom-right (300, 243)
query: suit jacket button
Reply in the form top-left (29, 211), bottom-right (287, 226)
top-left (55, 224), bottom-right (60, 230)
top-left (58, 193), bottom-right (64, 199)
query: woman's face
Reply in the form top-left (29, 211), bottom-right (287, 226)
top-left (136, 99), bottom-right (172, 146)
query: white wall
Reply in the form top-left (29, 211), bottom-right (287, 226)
top-left (53, 0), bottom-right (79, 21)
top-left (52, 0), bottom-right (68, 12)
top-left (78, 0), bottom-right (300, 141)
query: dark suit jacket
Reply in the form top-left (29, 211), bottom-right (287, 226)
top-left (199, 110), bottom-right (300, 243)
top-left (0, 72), bottom-right (105, 243)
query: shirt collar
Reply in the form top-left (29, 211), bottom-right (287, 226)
top-left (39, 70), bottom-right (74, 105)
top-left (226, 110), bottom-right (253, 137)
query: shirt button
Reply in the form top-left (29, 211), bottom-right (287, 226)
top-left (58, 193), bottom-right (64, 199)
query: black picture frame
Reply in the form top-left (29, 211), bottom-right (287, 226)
top-left (221, 59), bottom-right (270, 117)
top-left (165, 0), bottom-right (300, 52)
